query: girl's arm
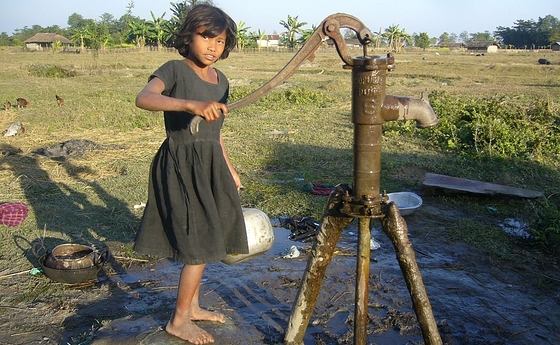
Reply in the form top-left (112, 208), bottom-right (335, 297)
top-left (220, 133), bottom-right (241, 190)
top-left (136, 77), bottom-right (228, 122)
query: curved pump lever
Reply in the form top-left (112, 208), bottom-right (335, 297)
top-left (190, 13), bottom-right (373, 135)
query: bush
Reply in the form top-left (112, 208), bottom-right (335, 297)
top-left (28, 64), bottom-right (77, 78)
top-left (422, 91), bottom-right (560, 162)
top-left (530, 197), bottom-right (560, 255)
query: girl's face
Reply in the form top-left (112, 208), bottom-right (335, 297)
top-left (188, 26), bottom-right (227, 66)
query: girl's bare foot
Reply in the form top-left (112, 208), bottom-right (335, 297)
top-left (165, 318), bottom-right (214, 344)
top-left (191, 307), bottom-right (226, 323)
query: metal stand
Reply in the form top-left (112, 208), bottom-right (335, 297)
top-left (284, 54), bottom-right (442, 345)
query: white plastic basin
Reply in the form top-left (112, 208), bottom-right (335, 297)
top-left (387, 192), bottom-right (423, 216)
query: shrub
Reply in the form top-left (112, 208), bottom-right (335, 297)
top-left (27, 64), bottom-right (77, 78)
top-left (422, 91), bottom-right (560, 162)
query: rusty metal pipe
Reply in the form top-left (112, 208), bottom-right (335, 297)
top-left (355, 217), bottom-right (371, 343)
top-left (350, 55), bottom-right (390, 345)
top-left (381, 94), bottom-right (439, 128)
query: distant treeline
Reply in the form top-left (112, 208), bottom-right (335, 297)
top-left (0, 0), bottom-right (558, 50)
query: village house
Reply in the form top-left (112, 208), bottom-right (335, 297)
top-left (552, 42), bottom-right (560, 52)
top-left (23, 33), bottom-right (73, 51)
top-left (466, 41), bottom-right (500, 53)
top-left (256, 34), bottom-right (280, 50)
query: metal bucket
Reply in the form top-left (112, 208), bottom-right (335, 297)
top-left (222, 208), bottom-right (274, 265)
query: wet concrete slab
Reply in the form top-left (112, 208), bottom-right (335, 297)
top-left (90, 223), bottom-right (428, 345)
top-left (92, 226), bottom-right (308, 345)
top-left (92, 314), bottom-right (251, 345)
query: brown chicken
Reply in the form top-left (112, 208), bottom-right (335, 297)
top-left (16, 98), bottom-right (31, 108)
top-left (3, 101), bottom-right (10, 110)
top-left (56, 95), bottom-right (64, 106)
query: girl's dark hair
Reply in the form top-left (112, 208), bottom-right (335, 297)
top-left (174, 4), bottom-right (237, 59)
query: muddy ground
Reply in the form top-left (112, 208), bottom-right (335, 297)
top-left (1, 195), bottom-right (559, 345)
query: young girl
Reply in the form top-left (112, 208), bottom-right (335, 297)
top-left (133, 5), bottom-right (249, 344)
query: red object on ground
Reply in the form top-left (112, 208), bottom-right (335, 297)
top-left (0, 202), bottom-right (29, 227)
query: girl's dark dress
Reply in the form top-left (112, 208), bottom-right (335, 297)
top-left (134, 60), bottom-right (249, 265)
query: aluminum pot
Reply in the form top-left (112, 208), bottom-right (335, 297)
top-left (221, 208), bottom-right (274, 265)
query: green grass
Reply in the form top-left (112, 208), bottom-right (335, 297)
top-left (0, 46), bottom-right (559, 282)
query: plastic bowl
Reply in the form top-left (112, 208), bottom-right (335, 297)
top-left (387, 192), bottom-right (423, 216)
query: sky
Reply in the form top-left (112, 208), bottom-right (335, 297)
top-left (1, 0), bottom-right (558, 38)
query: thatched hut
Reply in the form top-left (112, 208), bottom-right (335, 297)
top-left (23, 33), bottom-right (73, 51)
top-left (466, 41), bottom-right (499, 53)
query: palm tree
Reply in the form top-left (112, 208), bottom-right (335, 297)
top-left (128, 19), bottom-right (149, 49)
top-left (71, 27), bottom-right (88, 51)
top-left (384, 24), bottom-right (402, 52)
top-left (279, 15), bottom-right (307, 50)
top-left (236, 20), bottom-right (250, 51)
top-left (396, 30), bottom-right (412, 52)
top-left (373, 27), bottom-right (384, 49)
top-left (148, 11), bottom-right (167, 50)
top-left (298, 24), bottom-right (317, 45)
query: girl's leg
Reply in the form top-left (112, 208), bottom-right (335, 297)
top-left (165, 264), bottom-right (216, 344)
top-left (190, 278), bottom-right (226, 322)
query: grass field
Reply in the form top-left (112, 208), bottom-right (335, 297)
top-left (0, 46), bottom-right (558, 274)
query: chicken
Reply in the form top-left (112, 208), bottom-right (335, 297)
top-left (56, 95), bottom-right (64, 106)
top-left (3, 101), bottom-right (10, 110)
top-left (16, 98), bottom-right (31, 108)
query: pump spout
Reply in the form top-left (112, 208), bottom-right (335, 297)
top-left (381, 93), bottom-right (439, 128)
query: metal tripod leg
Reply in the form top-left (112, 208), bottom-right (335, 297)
top-left (284, 185), bottom-right (353, 345)
top-left (382, 202), bottom-right (442, 345)
top-left (284, 186), bottom-right (442, 345)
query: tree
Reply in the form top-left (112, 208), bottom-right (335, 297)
top-left (84, 20), bottom-right (111, 51)
top-left (168, 0), bottom-right (214, 36)
top-left (71, 27), bottom-right (88, 50)
top-left (236, 20), bottom-right (250, 51)
top-left (449, 33), bottom-right (458, 44)
top-left (384, 24), bottom-right (410, 52)
top-left (415, 32), bottom-right (431, 50)
top-left (396, 30), bottom-right (412, 51)
top-left (437, 32), bottom-right (457, 47)
top-left (299, 25), bottom-right (317, 45)
top-left (459, 31), bottom-right (469, 43)
top-left (250, 29), bottom-right (267, 50)
top-left (537, 15), bottom-right (560, 45)
top-left (279, 15), bottom-right (307, 50)
top-left (68, 13), bottom-right (88, 30)
top-left (343, 29), bottom-right (357, 39)
top-left (115, 2), bottom-right (140, 45)
top-left (470, 31), bottom-right (494, 42)
top-left (372, 27), bottom-right (384, 49)
top-left (147, 11), bottom-right (168, 50)
top-left (127, 19), bottom-right (149, 48)
top-left (495, 15), bottom-right (560, 48)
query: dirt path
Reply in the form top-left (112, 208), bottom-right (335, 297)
top-left (1, 197), bottom-right (559, 345)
